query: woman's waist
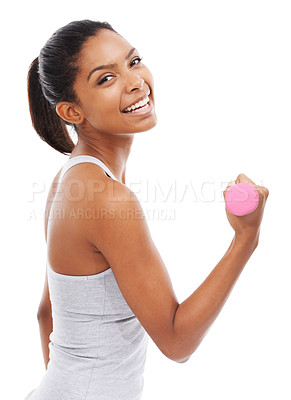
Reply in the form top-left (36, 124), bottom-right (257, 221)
top-left (49, 328), bottom-right (148, 358)
top-left (51, 312), bottom-right (147, 351)
top-left (49, 335), bottom-right (148, 377)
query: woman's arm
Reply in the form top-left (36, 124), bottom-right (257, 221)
top-left (171, 234), bottom-right (257, 361)
top-left (37, 270), bottom-right (53, 369)
top-left (36, 170), bottom-right (61, 368)
top-left (84, 179), bottom-right (264, 363)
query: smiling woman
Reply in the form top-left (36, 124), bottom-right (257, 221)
top-left (61, 28), bottom-right (157, 138)
top-left (25, 19), bottom-right (159, 400)
top-left (28, 21), bottom-right (157, 158)
top-left (24, 18), bottom-right (269, 400)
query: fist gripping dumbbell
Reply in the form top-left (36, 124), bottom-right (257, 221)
top-left (225, 182), bottom-right (259, 216)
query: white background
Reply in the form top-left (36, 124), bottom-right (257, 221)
top-left (1, 0), bottom-right (290, 399)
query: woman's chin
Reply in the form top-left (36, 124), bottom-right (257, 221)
top-left (133, 115), bottom-right (158, 133)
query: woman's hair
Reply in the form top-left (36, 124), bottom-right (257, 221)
top-left (27, 20), bottom-right (116, 155)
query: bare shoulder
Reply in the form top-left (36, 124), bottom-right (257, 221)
top-left (45, 161), bottom-right (115, 226)
top-left (60, 161), bottom-right (137, 213)
top-left (85, 176), bottom-right (149, 248)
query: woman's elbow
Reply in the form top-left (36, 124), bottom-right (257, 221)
top-left (164, 344), bottom-right (192, 364)
top-left (173, 355), bottom-right (190, 364)
top-left (166, 337), bottom-right (201, 363)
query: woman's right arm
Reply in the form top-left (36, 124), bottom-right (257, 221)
top-left (171, 233), bottom-right (257, 362)
top-left (85, 173), bottom-right (268, 363)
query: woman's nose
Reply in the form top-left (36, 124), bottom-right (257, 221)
top-left (127, 76), bottom-right (144, 92)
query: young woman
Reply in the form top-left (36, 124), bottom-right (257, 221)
top-left (24, 19), bottom-right (269, 400)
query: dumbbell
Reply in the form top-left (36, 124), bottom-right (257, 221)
top-left (225, 182), bottom-right (259, 216)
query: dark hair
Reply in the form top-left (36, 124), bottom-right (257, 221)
top-left (27, 20), bottom-right (116, 155)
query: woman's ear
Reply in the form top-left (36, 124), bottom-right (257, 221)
top-left (56, 102), bottom-right (85, 125)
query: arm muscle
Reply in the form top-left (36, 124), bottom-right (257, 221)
top-left (86, 183), bottom-right (180, 360)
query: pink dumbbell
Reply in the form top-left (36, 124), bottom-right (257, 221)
top-left (225, 182), bottom-right (259, 216)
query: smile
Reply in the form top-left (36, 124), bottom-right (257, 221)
top-left (122, 97), bottom-right (153, 117)
top-left (122, 95), bottom-right (149, 113)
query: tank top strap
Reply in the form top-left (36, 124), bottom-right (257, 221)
top-left (58, 155), bottom-right (119, 183)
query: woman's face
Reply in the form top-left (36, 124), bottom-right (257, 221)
top-left (73, 29), bottom-right (157, 135)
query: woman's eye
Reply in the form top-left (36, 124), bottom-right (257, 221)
top-left (97, 57), bottom-right (143, 85)
top-left (130, 57), bottom-right (143, 67)
top-left (98, 75), bottom-right (114, 85)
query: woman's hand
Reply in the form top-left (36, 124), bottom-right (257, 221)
top-left (223, 173), bottom-right (269, 242)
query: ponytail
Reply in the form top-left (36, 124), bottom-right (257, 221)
top-left (27, 57), bottom-right (75, 155)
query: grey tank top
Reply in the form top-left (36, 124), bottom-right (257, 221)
top-left (24, 155), bottom-right (149, 400)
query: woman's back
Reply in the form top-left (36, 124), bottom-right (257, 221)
top-left (25, 156), bottom-right (148, 400)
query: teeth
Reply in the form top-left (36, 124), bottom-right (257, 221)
top-left (129, 103), bottom-right (149, 113)
top-left (124, 95), bottom-right (149, 113)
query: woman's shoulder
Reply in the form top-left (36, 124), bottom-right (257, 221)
top-left (45, 162), bottom-right (136, 228)
top-left (60, 161), bottom-right (133, 203)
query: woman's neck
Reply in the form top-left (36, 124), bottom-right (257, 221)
top-left (70, 133), bottom-right (135, 185)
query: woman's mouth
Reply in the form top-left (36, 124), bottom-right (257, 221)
top-left (121, 94), bottom-right (153, 117)
top-left (122, 91), bottom-right (153, 116)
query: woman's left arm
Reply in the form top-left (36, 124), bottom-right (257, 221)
top-left (37, 270), bottom-right (53, 369)
top-left (36, 170), bottom-right (61, 369)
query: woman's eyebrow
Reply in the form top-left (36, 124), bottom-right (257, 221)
top-left (87, 47), bottom-right (136, 81)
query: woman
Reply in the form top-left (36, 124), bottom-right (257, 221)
top-left (24, 19), bottom-right (269, 400)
